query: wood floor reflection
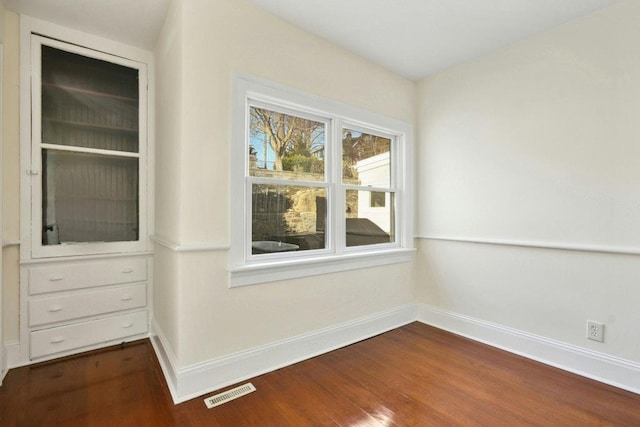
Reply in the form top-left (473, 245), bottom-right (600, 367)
top-left (1, 322), bottom-right (639, 426)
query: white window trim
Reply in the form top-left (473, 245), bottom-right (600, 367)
top-left (230, 74), bottom-right (415, 287)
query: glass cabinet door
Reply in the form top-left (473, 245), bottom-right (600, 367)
top-left (31, 36), bottom-right (148, 257)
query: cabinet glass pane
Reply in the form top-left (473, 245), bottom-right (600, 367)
top-left (41, 46), bottom-right (139, 153)
top-left (42, 150), bottom-right (139, 245)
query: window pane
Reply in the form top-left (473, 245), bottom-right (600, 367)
top-left (42, 149), bottom-right (139, 245)
top-left (252, 184), bottom-right (326, 254)
top-left (345, 190), bottom-right (394, 247)
top-left (41, 45), bottom-right (139, 153)
top-left (370, 191), bottom-right (386, 207)
top-left (342, 129), bottom-right (391, 187)
top-left (249, 106), bottom-right (325, 182)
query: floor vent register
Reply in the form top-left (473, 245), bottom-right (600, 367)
top-left (204, 383), bottom-right (257, 409)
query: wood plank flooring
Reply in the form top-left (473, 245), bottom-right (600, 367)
top-left (1, 322), bottom-right (639, 426)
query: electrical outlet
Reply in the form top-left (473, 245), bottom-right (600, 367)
top-left (586, 320), bottom-right (604, 342)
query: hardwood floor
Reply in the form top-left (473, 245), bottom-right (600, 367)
top-left (1, 322), bottom-right (639, 426)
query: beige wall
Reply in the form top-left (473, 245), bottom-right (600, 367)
top-left (154, 0), bottom-right (182, 242)
top-left (0, 1), bottom-right (4, 42)
top-left (153, 0), bottom-right (183, 363)
top-left (0, 0), bottom-right (4, 357)
top-left (154, 0), bottom-right (416, 368)
top-left (2, 10), bottom-right (19, 343)
top-left (178, 0), bottom-right (415, 243)
top-left (416, 0), bottom-right (640, 362)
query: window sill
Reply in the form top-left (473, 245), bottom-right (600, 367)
top-left (229, 247), bottom-right (416, 287)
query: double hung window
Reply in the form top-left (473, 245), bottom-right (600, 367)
top-left (231, 76), bottom-right (413, 286)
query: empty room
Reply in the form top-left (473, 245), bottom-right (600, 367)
top-left (1, 0), bottom-right (639, 425)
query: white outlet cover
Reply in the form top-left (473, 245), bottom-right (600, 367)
top-left (587, 320), bottom-right (604, 342)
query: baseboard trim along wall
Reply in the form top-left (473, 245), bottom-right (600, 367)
top-left (151, 303), bottom-right (640, 403)
top-left (151, 304), bottom-right (417, 404)
top-left (3, 341), bottom-right (24, 380)
top-left (149, 329), bottom-right (181, 403)
top-left (416, 304), bottom-right (640, 396)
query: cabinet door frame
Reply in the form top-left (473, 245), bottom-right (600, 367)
top-left (20, 17), bottom-right (153, 259)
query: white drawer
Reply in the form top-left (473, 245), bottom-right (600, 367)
top-left (30, 310), bottom-right (148, 359)
top-left (29, 283), bottom-right (147, 327)
top-left (29, 258), bottom-right (147, 295)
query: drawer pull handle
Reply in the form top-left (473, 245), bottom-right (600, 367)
top-left (121, 295), bottom-right (132, 301)
top-left (48, 305), bottom-right (63, 312)
top-left (50, 336), bottom-right (65, 344)
top-left (49, 276), bottom-right (64, 282)
top-left (122, 323), bottom-right (134, 329)
top-left (121, 268), bottom-right (134, 274)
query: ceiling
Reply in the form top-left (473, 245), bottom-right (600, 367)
top-left (248, 0), bottom-right (619, 80)
top-left (5, 0), bottom-right (619, 80)
top-left (3, 0), bottom-right (171, 50)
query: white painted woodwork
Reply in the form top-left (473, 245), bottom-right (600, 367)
top-left (229, 74), bottom-right (414, 286)
top-left (28, 283), bottom-right (147, 327)
top-left (28, 258), bottom-right (147, 295)
top-left (18, 17), bottom-right (154, 365)
top-left (30, 310), bottom-right (148, 359)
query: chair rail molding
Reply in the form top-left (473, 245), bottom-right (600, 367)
top-left (417, 235), bottom-right (640, 256)
top-left (150, 235), bottom-right (230, 253)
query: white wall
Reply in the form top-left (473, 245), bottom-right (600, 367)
top-left (0, 1), bottom-right (4, 42)
top-left (153, 0), bottom-right (183, 358)
top-left (154, 0), bottom-right (416, 368)
top-left (2, 10), bottom-right (19, 347)
top-left (0, 0), bottom-right (4, 377)
top-left (416, 0), bottom-right (640, 363)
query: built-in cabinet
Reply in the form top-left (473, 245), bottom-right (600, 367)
top-left (26, 257), bottom-right (149, 359)
top-left (20, 21), bottom-right (153, 362)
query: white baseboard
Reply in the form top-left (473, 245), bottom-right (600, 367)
top-left (5, 341), bottom-right (23, 369)
top-left (8, 302), bottom-right (636, 402)
top-left (149, 322), bottom-right (181, 403)
top-left (416, 304), bottom-right (640, 395)
top-left (151, 304), bottom-right (417, 404)
top-left (2, 341), bottom-right (23, 382)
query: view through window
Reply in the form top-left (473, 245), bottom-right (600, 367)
top-left (246, 106), bottom-right (396, 256)
top-left (342, 129), bottom-right (394, 247)
top-left (231, 75), bottom-right (413, 285)
top-left (249, 106), bottom-right (327, 254)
